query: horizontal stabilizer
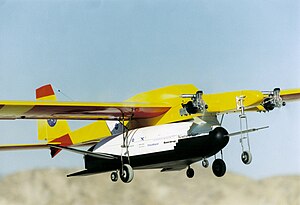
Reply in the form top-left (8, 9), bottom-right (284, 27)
top-left (67, 169), bottom-right (102, 177)
top-left (49, 144), bottom-right (117, 160)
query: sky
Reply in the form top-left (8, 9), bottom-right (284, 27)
top-left (0, 0), bottom-right (299, 179)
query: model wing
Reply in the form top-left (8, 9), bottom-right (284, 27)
top-left (0, 84), bottom-right (299, 123)
top-left (181, 88), bottom-right (300, 115)
top-left (0, 84), bottom-right (201, 128)
top-left (279, 88), bottom-right (300, 102)
top-left (0, 143), bottom-right (51, 151)
top-left (0, 101), bottom-right (171, 121)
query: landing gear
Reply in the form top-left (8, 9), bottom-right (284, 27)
top-left (212, 158), bottom-right (226, 177)
top-left (110, 171), bottom-right (118, 182)
top-left (120, 164), bottom-right (134, 183)
top-left (236, 96), bottom-right (253, 165)
top-left (118, 113), bottom-right (134, 183)
top-left (241, 151), bottom-right (252, 165)
top-left (202, 159), bottom-right (209, 168)
top-left (186, 166), bottom-right (194, 178)
top-left (110, 164), bottom-right (134, 183)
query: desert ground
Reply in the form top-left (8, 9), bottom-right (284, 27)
top-left (0, 166), bottom-right (298, 205)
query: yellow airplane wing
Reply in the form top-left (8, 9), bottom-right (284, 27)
top-left (0, 85), bottom-right (173, 155)
top-left (0, 84), bottom-right (299, 133)
top-left (203, 90), bottom-right (264, 113)
top-left (0, 143), bottom-right (50, 151)
top-left (0, 84), bottom-right (299, 156)
top-left (0, 84), bottom-right (200, 129)
top-left (0, 100), bottom-right (172, 154)
top-left (1, 85), bottom-right (299, 123)
top-left (279, 88), bottom-right (300, 102)
top-left (200, 88), bottom-right (300, 113)
top-left (0, 101), bottom-right (171, 120)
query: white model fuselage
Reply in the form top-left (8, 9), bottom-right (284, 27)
top-left (71, 119), bottom-right (230, 178)
top-left (93, 121), bottom-right (201, 157)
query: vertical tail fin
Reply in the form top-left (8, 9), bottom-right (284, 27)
top-left (36, 84), bottom-right (73, 157)
top-left (36, 84), bottom-right (112, 158)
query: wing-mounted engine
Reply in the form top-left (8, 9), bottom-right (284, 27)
top-left (180, 91), bottom-right (208, 116)
top-left (262, 88), bottom-right (286, 111)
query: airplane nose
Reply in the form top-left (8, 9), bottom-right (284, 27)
top-left (209, 127), bottom-right (229, 148)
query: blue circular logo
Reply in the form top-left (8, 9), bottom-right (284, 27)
top-left (47, 119), bottom-right (57, 127)
top-left (114, 123), bottom-right (119, 130)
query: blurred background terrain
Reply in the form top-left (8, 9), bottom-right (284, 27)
top-left (0, 166), bottom-right (298, 205)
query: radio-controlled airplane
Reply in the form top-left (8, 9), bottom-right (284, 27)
top-left (0, 84), bottom-right (299, 183)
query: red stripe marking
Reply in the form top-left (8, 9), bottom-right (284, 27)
top-left (50, 134), bottom-right (73, 146)
top-left (50, 134), bottom-right (73, 158)
top-left (36, 84), bottom-right (55, 99)
top-left (25, 106), bottom-right (170, 119)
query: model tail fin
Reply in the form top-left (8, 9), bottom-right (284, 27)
top-left (36, 84), bottom-right (73, 157)
top-left (36, 84), bottom-right (72, 142)
top-left (36, 84), bottom-right (112, 158)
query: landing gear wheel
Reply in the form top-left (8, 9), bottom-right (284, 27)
top-left (212, 159), bottom-right (226, 177)
top-left (186, 167), bottom-right (194, 178)
top-left (110, 171), bottom-right (118, 182)
top-left (202, 159), bottom-right (209, 168)
top-left (120, 164), bottom-right (134, 183)
top-left (241, 151), bottom-right (252, 165)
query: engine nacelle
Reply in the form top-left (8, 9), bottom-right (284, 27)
top-left (262, 98), bottom-right (276, 111)
top-left (180, 91), bottom-right (208, 115)
top-left (262, 88), bottom-right (285, 111)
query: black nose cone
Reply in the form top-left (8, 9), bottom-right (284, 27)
top-left (209, 127), bottom-right (229, 148)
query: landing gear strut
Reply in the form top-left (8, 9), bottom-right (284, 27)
top-left (118, 113), bottom-right (134, 183)
top-left (236, 96), bottom-right (253, 165)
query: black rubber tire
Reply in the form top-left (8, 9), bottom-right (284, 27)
top-left (202, 159), bottom-right (209, 168)
top-left (241, 151), bottom-right (252, 165)
top-left (120, 164), bottom-right (134, 183)
top-left (110, 172), bottom-right (118, 182)
top-left (212, 159), bottom-right (226, 177)
top-left (186, 168), bottom-right (195, 178)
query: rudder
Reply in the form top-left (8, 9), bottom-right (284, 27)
top-left (36, 84), bottom-right (73, 157)
top-left (35, 84), bottom-right (112, 157)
